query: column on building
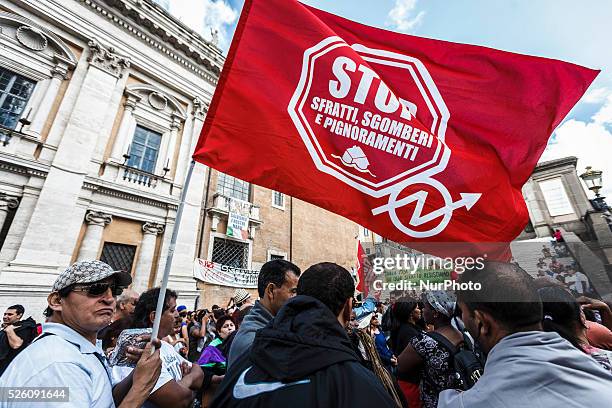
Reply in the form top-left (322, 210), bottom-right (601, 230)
top-left (76, 211), bottom-right (112, 262)
top-left (162, 98), bottom-right (208, 304)
top-left (0, 179), bottom-right (43, 269)
top-left (132, 222), bottom-right (164, 293)
top-left (162, 115), bottom-right (182, 175)
top-left (109, 91), bottom-right (140, 162)
top-left (26, 58), bottom-right (72, 137)
top-left (0, 195), bottom-right (19, 233)
top-left (174, 97), bottom-right (207, 184)
top-left (6, 39), bottom-right (130, 276)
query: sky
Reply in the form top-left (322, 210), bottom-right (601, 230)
top-left (162, 0), bottom-right (612, 197)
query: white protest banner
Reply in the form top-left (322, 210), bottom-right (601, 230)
top-left (193, 259), bottom-right (259, 288)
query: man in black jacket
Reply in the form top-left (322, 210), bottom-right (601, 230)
top-left (0, 305), bottom-right (37, 377)
top-left (211, 262), bottom-right (397, 407)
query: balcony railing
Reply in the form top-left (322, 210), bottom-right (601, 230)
top-left (0, 125), bottom-right (23, 146)
top-left (210, 193), bottom-right (261, 221)
top-left (120, 165), bottom-right (163, 188)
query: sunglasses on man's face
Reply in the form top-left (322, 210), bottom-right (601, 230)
top-left (72, 282), bottom-right (124, 297)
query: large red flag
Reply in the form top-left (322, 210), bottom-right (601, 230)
top-left (193, 0), bottom-right (598, 257)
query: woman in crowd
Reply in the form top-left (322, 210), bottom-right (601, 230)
top-left (397, 291), bottom-right (463, 408)
top-left (538, 285), bottom-right (612, 373)
top-left (197, 315), bottom-right (236, 377)
top-left (390, 296), bottom-right (424, 408)
top-left (187, 309), bottom-right (215, 362)
top-left (348, 311), bottom-right (406, 407)
top-left (368, 314), bottom-right (396, 372)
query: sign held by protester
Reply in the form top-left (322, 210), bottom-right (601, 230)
top-left (193, 0), bottom-right (598, 256)
top-left (193, 259), bottom-right (259, 288)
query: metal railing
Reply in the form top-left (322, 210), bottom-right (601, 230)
top-left (211, 193), bottom-right (260, 220)
top-left (0, 125), bottom-right (22, 146)
top-left (120, 164), bottom-right (162, 188)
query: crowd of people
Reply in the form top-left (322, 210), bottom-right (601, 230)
top-left (0, 258), bottom-right (611, 407)
top-left (535, 239), bottom-right (594, 296)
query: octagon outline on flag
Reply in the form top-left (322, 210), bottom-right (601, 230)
top-left (288, 36), bottom-right (452, 199)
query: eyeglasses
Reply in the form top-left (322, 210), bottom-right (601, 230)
top-left (72, 282), bottom-right (124, 297)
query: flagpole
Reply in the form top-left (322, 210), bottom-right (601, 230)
top-left (151, 160), bottom-right (196, 341)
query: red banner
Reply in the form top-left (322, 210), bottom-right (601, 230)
top-left (193, 0), bottom-right (597, 257)
top-left (356, 241), bottom-right (367, 296)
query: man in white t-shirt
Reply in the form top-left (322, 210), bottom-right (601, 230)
top-left (111, 288), bottom-right (203, 408)
top-left (566, 267), bottom-right (590, 294)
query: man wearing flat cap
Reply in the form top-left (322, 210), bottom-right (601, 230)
top-left (1, 260), bottom-right (162, 407)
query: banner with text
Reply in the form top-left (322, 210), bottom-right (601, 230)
top-left (227, 198), bottom-right (250, 240)
top-left (193, 259), bottom-right (259, 288)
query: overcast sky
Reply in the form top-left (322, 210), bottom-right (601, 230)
top-left (162, 0), bottom-right (612, 197)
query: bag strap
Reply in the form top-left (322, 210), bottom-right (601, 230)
top-left (426, 331), bottom-right (460, 356)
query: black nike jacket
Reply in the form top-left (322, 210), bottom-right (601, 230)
top-left (210, 295), bottom-right (399, 407)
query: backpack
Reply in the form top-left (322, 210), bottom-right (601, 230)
top-left (427, 331), bottom-right (484, 391)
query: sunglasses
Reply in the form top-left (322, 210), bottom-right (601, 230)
top-left (72, 282), bottom-right (124, 297)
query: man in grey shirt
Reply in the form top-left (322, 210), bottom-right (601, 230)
top-left (439, 261), bottom-right (612, 408)
top-left (228, 259), bottom-right (300, 366)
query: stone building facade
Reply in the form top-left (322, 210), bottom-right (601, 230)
top-left (195, 169), bottom-right (360, 307)
top-left (514, 156), bottom-right (612, 299)
top-left (518, 157), bottom-right (593, 241)
top-left (0, 0), bottom-right (361, 316)
top-left (0, 0), bottom-right (223, 318)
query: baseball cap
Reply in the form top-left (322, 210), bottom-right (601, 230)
top-left (233, 288), bottom-right (251, 305)
top-left (177, 305), bottom-right (187, 312)
top-left (52, 260), bottom-right (132, 292)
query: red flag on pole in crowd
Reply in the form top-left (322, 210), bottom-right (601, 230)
top-left (193, 0), bottom-right (598, 257)
top-left (356, 241), bottom-right (367, 296)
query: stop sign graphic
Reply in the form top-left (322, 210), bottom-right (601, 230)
top-left (288, 36), bottom-right (480, 238)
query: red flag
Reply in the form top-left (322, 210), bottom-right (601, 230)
top-left (193, 0), bottom-right (598, 257)
top-left (356, 241), bottom-right (367, 296)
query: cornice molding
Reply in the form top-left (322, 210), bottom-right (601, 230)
top-left (78, 0), bottom-right (222, 84)
top-left (0, 161), bottom-right (48, 178)
top-left (82, 181), bottom-right (179, 210)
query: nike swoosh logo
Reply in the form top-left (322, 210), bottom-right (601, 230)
top-left (233, 366), bottom-right (311, 399)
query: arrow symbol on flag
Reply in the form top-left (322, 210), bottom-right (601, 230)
top-left (372, 191), bottom-right (481, 226)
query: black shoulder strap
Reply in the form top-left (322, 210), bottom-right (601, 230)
top-left (32, 331), bottom-right (55, 343)
top-left (426, 331), bottom-right (459, 356)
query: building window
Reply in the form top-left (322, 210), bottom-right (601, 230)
top-left (272, 191), bottom-right (284, 208)
top-left (217, 172), bottom-right (250, 202)
top-left (100, 242), bottom-right (137, 273)
top-left (363, 227), bottom-right (370, 237)
top-left (211, 237), bottom-right (249, 269)
top-left (126, 125), bottom-right (162, 173)
top-left (0, 67), bottom-right (35, 129)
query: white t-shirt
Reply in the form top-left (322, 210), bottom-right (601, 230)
top-left (111, 341), bottom-right (190, 407)
top-left (566, 272), bottom-right (589, 294)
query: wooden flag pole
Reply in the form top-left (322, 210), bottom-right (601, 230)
top-left (151, 160), bottom-right (196, 341)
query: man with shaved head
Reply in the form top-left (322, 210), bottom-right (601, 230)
top-left (439, 261), bottom-right (612, 408)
